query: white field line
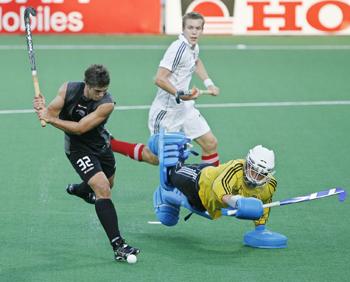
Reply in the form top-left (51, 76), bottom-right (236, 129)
top-left (147, 221), bottom-right (162, 224)
top-left (1, 44), bottom-right (350, 51)
top-left (1, 100), bottom-right (350, 115)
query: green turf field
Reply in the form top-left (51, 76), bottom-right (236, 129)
top-left (0, 35), bottom-right (349, 282)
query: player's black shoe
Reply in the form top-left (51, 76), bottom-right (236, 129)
top-left (113, 237), bottom-right (140, 261)
top-left (66, 184), bottom-right (96, 205)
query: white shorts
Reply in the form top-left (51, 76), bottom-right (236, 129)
top-left (148, 106), bottom-right (210, 140)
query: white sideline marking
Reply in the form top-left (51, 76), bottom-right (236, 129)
top-left (147, 221), bottom-right (162, 225)
top-left (1, 100), bottom-right (349, 115)
top-left (196, 100), bottom-right (350, 109)
top-left (1, 44), bottom-right (350, 51)
top-left (0, 109), bottom-right (34, 114)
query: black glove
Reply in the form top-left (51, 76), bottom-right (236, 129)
top-left (175, 90), bottom-right (184, 104)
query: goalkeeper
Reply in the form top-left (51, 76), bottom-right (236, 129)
top-left (153, 141), bottom-right (277, 227)
top-left (151, 131), bottom-right (288, 248)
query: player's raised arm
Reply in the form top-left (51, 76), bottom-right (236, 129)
top-left (34, 82), bottom-right (65, 126)
top-left (33, 83), bottom-right (65, 123)
top-left (46, 83), bottom-right (67, 116)
top-left (35, 81), bottom-right (114, 135)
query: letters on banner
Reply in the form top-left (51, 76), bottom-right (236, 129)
top-left (0, 0), bottom-right (161, 34)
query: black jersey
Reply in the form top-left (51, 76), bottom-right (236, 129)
top-left (59, 82), bottom-right (115, 154)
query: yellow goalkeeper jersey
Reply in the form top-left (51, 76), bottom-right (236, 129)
top-left (198, 159), bottom-right (277, 225)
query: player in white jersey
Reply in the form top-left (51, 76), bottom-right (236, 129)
top-left (149, 12), bottom-right (220, 166)
top-left (110, 12), bottom-right (219, 166)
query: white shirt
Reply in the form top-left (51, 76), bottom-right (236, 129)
top-left (151, 34), bottom-right (199, 110)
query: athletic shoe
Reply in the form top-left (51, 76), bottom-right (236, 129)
top-left (113, 237), bottom-right (140, 261)
top-left (66, 184), bottom-right (96, 205)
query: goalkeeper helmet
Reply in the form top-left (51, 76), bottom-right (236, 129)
top-left (244, 145), bottom-right (275, 187)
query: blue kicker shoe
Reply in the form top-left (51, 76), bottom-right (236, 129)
top-left (244, 225), bottom-right (288, 249)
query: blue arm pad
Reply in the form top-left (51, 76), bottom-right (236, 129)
top-left (235, 197), bottom-right (263, 220)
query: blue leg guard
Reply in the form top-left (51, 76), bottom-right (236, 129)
top-left (153, 185), bottom-right (181, 226)
top-left (235, 198), bottom-right (264, 220)
top-left (153, 186), bottom-right (212, 226)
top-left (157, 128), bottom-right (191, 190)
top-left (148, 129), bottom-right (191, 158)
top-left (153, 128), bottom-right (212, 223)
top-left (244, 225), bottom-right (288, 249)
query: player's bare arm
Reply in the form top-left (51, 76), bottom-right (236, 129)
top-left (48, 102), bottom-right (114, 135)
top-left (154, 67), bottom-right (177, 95)
top-left (33, 82), bottom-right (66, 121)
top-left (155, 67), bottom-right (198, 102)
top-left (195, 58), bottom-right (220, 96)
top-left (222, 194), bottom-right (243, 208)
top-left (47, 83), bottom-right (67, 117)
top-left (194, 58), bottom-right (210, 81)
top-left (35, 81), bottom-right (114, 134)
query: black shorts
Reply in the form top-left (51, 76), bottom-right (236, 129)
top-left (66, 148), bottom-right (116, 183)
top-left (168, 163), bottom-right (212, 211)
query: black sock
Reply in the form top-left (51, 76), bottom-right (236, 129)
top-left (95, 199), bottom-right (121, 247)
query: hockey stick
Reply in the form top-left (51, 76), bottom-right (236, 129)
top-left (24, 7), bottom-right (46, 127)
top-left (175, 88), bottom-right (214, 104)
top-left (224, 187), bottom-right (347, 216)
top-left (185, 89), bottom-right (212, 96)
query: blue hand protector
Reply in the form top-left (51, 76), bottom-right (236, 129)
top-left (235, 197), bottom-right (263, 220)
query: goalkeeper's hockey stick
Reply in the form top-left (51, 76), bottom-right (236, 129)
top-left (224, 187), bottom-right (347, 216)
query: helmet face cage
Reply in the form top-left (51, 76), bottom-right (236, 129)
top-left (244, 157), bottom-right (270, 187)
top-left (243, 145), bottom-right (275, 187)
